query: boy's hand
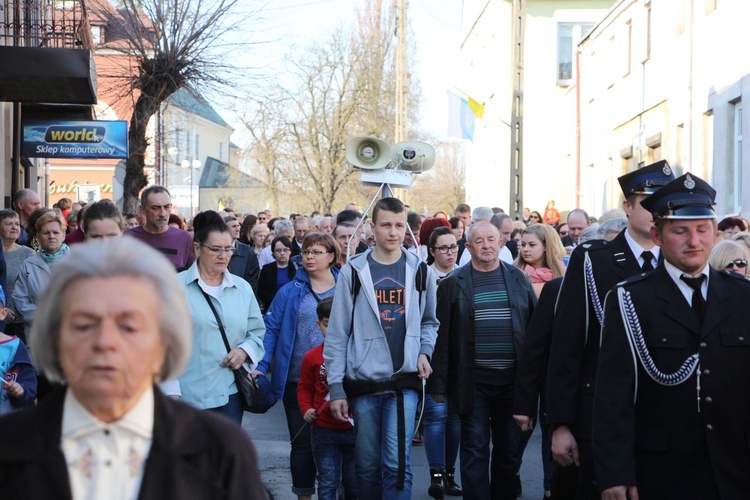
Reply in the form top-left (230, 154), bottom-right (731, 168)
top-left (4, 380), bottom-right (24, 399)
top-left (303, 409), bottom-right (317, 423)
top-left (417, 354), bottom-right (432, 380)
top-left (331, 399), bottom-right (349, 422)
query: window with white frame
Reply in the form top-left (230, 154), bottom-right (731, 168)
top-left (557, 22), bottom-right (595, 83)
top-left (728, 102), bottom-right (742, 214)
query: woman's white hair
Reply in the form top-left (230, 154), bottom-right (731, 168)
top-left (31, 237), bottom-right (192, 382)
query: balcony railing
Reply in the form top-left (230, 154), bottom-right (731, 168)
top-left (1, 0), bottom-right (93, 49)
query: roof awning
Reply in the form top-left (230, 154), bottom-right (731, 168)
top-left (0, 46), bottom-right (97, 104)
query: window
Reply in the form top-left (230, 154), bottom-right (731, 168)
top-left (645, 7), bottom-right (651, 61)
top-left (91, 25), bottom-right (103, 44)
top-left (557, 23), bottom-right (595, 83)
top-left (728, 102), bottom-right (743, 213)
top-left (624, 20), bottom-right (632, 76)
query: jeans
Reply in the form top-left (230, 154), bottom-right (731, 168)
top-left (459, 382), bottom-right (521, 500)
top-left (283, 381), bottom-right (317, 496)
top-left (311, 426), bottom-right (357, 500)
top-left (208, 392), bottom-right (244, 425)
top-left (349, 389), bottom-right (419, 500)
top-left (423, 394), bottom-right (461, 469)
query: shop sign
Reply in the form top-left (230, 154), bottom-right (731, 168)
top-left (23, 120), bottom-right (128, 159)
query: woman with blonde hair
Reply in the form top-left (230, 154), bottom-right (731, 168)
top-left (514, 223), bottom-right (566, 296)
top-left (708, 240), bottom-right (749, 277)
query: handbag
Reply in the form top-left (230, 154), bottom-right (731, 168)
top-left (200, 289), bottom-right (274, 414)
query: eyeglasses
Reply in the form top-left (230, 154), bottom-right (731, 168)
top-left (725, 259), bottom-right (748, 269)
top-left (301, 250), bottom-right (330, 256)
top-left (529, 215), bottom-right (540, 219)
top-left (200, 244), bottom-right (236, 255)
top-left (433, 244), bottom-right (459, 254)
top-left (558, 231), bottom-right (569, 236)
top-left (274, 248), bottom-right (291, 254)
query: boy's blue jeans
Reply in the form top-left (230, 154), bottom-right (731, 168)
top-left (349, 389), bottom-right (418, 500)
top-left (311, 425), bottom-right (357, 500)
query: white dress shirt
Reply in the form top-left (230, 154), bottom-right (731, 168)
top-left (624, 228), bottom-right (661, 269)
top-left (61, 387), bottom-right (155, 500)
top-left (664, 260), bottom-right (710, 305)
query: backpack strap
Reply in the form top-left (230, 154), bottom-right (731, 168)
top-left (349, 266), bottom-right (361, 336)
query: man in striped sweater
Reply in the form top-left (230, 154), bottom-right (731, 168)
top-left (432, 222), bottom-right (537, 500)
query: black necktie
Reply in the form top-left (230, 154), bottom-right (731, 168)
top-left (641, 251), bottom-right (654, 272)
top-left (680, 275), bottom-right (706, 324)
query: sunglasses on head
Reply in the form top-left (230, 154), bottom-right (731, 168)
top-left (726, 259), bottom-right (748, 269)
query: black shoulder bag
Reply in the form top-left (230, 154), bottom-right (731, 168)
top-left (200, 289), bottom-right (270, 414)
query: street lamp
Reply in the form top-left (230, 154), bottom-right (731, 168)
top-left (181, 158), bottom-right (201, 217)
top-left (166, 147), bottom-right (201, 218)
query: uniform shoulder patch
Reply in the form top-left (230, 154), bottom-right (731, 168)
top-left (615, 272), bottom-right (650, 288)
top-left (721, 269), bottom-right (750, 282)
top-left (580, 239), bottom-right (609, 251)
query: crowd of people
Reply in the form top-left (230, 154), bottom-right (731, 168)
top-left (0, 165), bottom-right (749, 499)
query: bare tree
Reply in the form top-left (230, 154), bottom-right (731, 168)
top-left (90, 0), bottom-right (265, 212)
top-left (241, 0), bottom-right (420, 214)
top-left (408, 140), bottom-right (466, 214)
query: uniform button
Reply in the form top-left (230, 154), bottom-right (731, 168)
top-left (104, 429), bottom-right (110, 436)
top-left (705, 397), bottom-right (713, 403)
top-left (104, 460), bottom-right (112, 466)
top-left (661, 338), bottom-right (667, 343)
top-left (739, 336), bottom-right (745, 342)
top-left (703, 369), bottom-right (710, 376)
top-left (700, 342), bottom-right (707, 348)
top-left (585, 383), bottom-right (591, 388)
top-left (706, 424), bottom-right (713, 431)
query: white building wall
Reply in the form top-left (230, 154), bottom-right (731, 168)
top-left (458, 0), bottom-right (615, 215)
top-left (580, 0), bottom-right (750, 216)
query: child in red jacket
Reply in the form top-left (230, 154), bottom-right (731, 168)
top-left (297, 297), bottom-right (356, 500)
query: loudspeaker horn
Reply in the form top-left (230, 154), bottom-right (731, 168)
top-left (391, 141), bottom-right (435, 173)
top-left (346, 136), bottom-right (392, 170)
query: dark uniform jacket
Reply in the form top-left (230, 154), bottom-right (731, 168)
top-left (546, 231), bottom-right (644, 439)
top-left (0, 387), bottom-right (267, 499)
top-left (228, 240), bottom-right (260, 294)
top-left (431, 261), bottom-right (536, 415)
top-left (593, 265), bottom-right (750, 499)
top-left (513, 278), bottom-right (563, 418)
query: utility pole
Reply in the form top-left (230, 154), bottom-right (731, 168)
top-left (394, 0), bottom-right (408, 202)
top-left (509, 0), bottom-right (526, 220)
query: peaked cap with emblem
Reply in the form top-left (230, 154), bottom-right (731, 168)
top-left (640, 173), bottom-right (716, 220)
top-left (617, 160), bottom-right (676, 197)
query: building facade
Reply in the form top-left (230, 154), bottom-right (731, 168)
top-left (579, 0), bottom-right (750, 217)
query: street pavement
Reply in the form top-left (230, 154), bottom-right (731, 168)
top-left (243, 403), bottom-right (547, 499)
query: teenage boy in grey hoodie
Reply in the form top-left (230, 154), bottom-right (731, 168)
top-left (326, 197), bottom-right (438, 500)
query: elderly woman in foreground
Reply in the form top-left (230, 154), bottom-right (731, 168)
top-left (0, 238), bottom-right (267, 499)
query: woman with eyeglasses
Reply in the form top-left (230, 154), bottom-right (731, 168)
top-left (423, 225), bottom-right (463, 497)
top-left (253, 232), bottom-right (340, 500)
top-left (709, 240), bottom-right (749, 277)
top-left (528, 211), bottom-right (543, 224)
top-left (257, 235), bottom-right (295, 313)
top-left (556, 222), bottom-right (569, 239)
top-left (176, 211), bottom-right (265, 424)
top-left (419, 217), bottom-right (452, 262)
top-left (514, 224), bottom-right (567, 297)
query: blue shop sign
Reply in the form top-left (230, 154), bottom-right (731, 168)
top-left (23, 120), bottom-right (128, 159)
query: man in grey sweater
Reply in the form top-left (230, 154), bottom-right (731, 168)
top-left (326, 197), bottom-right (438, 500)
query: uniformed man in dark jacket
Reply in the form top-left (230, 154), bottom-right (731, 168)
top-left (593, 173), bottom-right (750, 499)
top-left (545, 161), bottom-right (674, 498)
